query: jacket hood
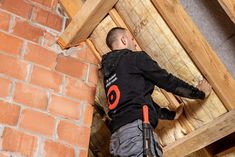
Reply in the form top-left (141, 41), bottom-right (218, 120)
top-left (101, 49), bottom-right (130, 78)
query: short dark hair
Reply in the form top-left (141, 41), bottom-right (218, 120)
top-left (106, 27), bottom-right (126, 50)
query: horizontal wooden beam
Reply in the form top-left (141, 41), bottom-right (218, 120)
top-left (58, 0), bottom-right (118, 49)
top-left (163, 110), bottom-right (235, 157)
top-left (151, 0), bottom-right (235, 110)
top-left (58, 0), bottom-right (84, 19)
top-left (215, 146), bottom-right (235, 157)
top-left (218, 0), bottom-right (235, 24)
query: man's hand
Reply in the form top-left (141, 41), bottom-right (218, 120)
top-left (196, 79), bottom-right (212, 98)
top-left (174, 105), bottom-right (184, 119)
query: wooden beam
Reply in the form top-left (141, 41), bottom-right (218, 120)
top-left (86, 39), bottom-right (102, 62)
top-left (218, 0), bottom-right (235, 24)
top-left (151, 0), bottom-right (235, 110)
top-left (58, 0), bottom-right (84, 19)
top-left (58, 0), bottom-right (118, 49)
top-left (215, 146), bottom-right (235, 157)
top-left (163, 110), bottom-right (235, 157)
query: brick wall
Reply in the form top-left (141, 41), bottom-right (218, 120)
top-left (0, 0), bottom-right (99, 156)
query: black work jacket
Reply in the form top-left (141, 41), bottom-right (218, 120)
top-left (101, 49), bottom-right (205, 133)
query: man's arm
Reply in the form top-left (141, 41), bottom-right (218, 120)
top-left (136, 52), bottom-right (212, 100)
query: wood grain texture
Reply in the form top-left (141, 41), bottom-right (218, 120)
top-left (58, 0), bottom-right (118, 48)
top-left (58, 0), bottom-right (84, 19)
top-left (163, 109), bottom-right (235, 157)
top-left (218, 0), bottom-right (235, 24)
top-left (151, 0), bottom-right (235, 110)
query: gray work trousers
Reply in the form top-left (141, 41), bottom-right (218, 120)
top-left (110, 119), bottom-right (163, 157)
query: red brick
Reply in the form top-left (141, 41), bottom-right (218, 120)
top-left (19, 109), bottom-right (55, 136)
top-left (13, 19), bottom-right (45, 43)
top-left (58, 120), bottom-right (90, 148)
top-left (88, 65), bottom-right (98, 85)
top-left (0, 0), bottom-right (33, 19)
top-left (31, 66), bottom-right (63, 92)
top-left (56, 55), bottom-right (88, 80)
top-left (14, 82), bottom-right (48, 110)
top-left (44, 140), bottom-right (75, 157)
top-left (0, 77), bottom-right (11, 98)
top-left (25, 43), bottom-right (57, 68)
top-left (2, 127), bottom-right (37, 157)
top-left (79, 150), bottom-right (88, 157)
top-left (48, 95), bottom-right (81, 120)
top-left (0, 11), bottom-right (11, 31)
top-left (0, 32), bottom-right (23, 55)
top-left (42, 32), bottom-right (57, 48)
top-left (0, 101), bottom-right (20, 125)
top-left (65, 77), bottom-right (96, 104)
top-left (31, 0), bottom-right (58, 9)
top-left (83, 103), bottom-right (93, 126)
top-left (32, 7), bottom-right (63, 31)
top-left (0, 153), bottom-right (8, 157)
top-left (76, 47), bottom-right (99, 65)
top-left (0, 53), bottom-right (29, 80)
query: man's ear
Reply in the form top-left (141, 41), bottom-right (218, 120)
top-left (121, 36), bottom-right (126, 45)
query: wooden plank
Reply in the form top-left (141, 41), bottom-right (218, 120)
top-left (86, 39), bottom-right (102, 62)
top-left (163, 110), bottom-right (235, 157)
top-left (216, 146), bottom-right (235, 157)
top-left (58, 0), bottom-right (118, 49)
top-left (151, 0), bottom-right (235, 110)
top-left (218, 0), bottom-right (235, 24)
top-left (58, 0), bottom-right (84, 19)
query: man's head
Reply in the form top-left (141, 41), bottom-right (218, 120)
top-left (106, 27), bottom-right (136, 51)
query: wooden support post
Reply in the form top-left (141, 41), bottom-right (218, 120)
top-left (86, 39), bottom-right (102, 62)
top-left (218, 0), bottom-right (235, 24)
top-left (58, 0), bottom-right (84, 19)
top-left (163, 109), bottom-right (235, 157)
top-left (151, 0), bottom-right (235, 110)
top-left (58, 0), bottom-right (118, 49)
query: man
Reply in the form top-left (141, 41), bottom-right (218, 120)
top-left (101, 27), bottom-right (212, 157)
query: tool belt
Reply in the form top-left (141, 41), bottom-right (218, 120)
top-left (142, 105), bottom-right (154, 157)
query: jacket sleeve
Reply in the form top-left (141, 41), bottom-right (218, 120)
top-left (153, 102), bottom-right (176, 120)
top-left (136, 52), bottom-right (205, 99)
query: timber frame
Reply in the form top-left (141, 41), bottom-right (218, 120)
top-left (58, 0), bottom-right (235, 156)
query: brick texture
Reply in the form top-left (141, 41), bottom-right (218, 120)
top-left (25, 43), bottom-right (57, 68)
top-left (30, 66), bottom-right (63, 92)
top-left (44, 140), bottom-right (75, 157)
top-left (83, 103), bottom-right (94, 126)
top-left (0, 0), bottom-right (33, 19)
top-left (14, 82), bottom-right (48, 110)
top-left (32, 7), bottom-right (63, 31)
top-left (19, 109), bottom-right (55, 136)
top-left (13, 19), bottom-right (45, 43)
top-left (2, 127), bottom-right (37, 157)
top-left (0, 53), bottom-right (29, 80)
top-left (31, 0), bottom-right (58, 9)
top-left (0, 77), bottom-right (11, 98)
top-left (74, 47), bottom-right (99, 65)
top-left (57, 120), bottom-right (90, 148)
top-left (48, 95), bottom-right (81, 120)
top-left (0, 101), bottom-right (20, 125)
top-left (0, 32), bottom-right (23, 56)
top-left (0, 10), bottom-right (11, 31)
top-left (65, 77), bottom-right (96, 104)
top-left (88, 65), bottom-right (98, 85)
top-left (79, 150), bottom-right (88, 157)
top-left (56, 55), bottom-right (88, 80)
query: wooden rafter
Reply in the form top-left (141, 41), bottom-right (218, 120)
top-left (218, 0), bottom-right (235, 24)
top-left (59, 0), bottom-right (84, 19)
top-left (163, 109), bottom-right (235, 157)
top-left (151, 0), bottom-right (235, 110)
top-left (58, 0), bottom-right (118, 49)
